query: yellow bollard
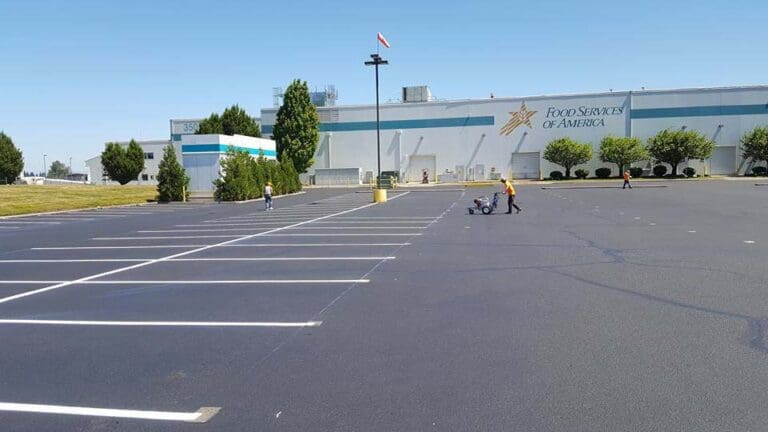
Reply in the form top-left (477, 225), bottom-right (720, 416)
top-left (373, 189), bottom-right (387, 203)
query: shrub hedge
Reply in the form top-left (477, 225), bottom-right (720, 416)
top-left (549, 170), bottom-right (564, 180)
top-left (574, 168), bottom-right (589, 179)
top-left (683, 167), bottom-right (696, 177)
top-left (214, 148), bottom-right (301, 201)
top-left (653, 165), bottom-right (668, 177)
top-left (629, 167), bottom-right (643, 178)
top-left (595, 167), bottom-right (611, 178)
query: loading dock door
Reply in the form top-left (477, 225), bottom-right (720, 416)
top-left (710, 146), bottom-right (736, 175)
top-left (510, 152), bottom-right (540, 179)
top-left (406, 154), bottom-right (437, 182)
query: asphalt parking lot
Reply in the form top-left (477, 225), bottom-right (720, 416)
top-left (1, 181), bottom-right (768, 431)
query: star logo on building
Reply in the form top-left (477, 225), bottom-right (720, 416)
top-left (500, 101), bottom-right (537, 136)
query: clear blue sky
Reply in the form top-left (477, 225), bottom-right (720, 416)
top-left (2, 0), bottom-right (767, 173)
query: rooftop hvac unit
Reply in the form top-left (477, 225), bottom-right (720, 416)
top-left (402, 86), bottom-right (432, 103)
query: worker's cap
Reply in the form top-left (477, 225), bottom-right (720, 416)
top-left (499, 177), bottom-right (506, 182)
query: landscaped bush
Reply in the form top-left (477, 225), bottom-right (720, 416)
top-left (214, 148), bottom-right (301, 201)
top-left (653, 165), bottom-right (668, 177)
top-left (574, 168), bottom-right (589, 179)
top-left (752, 166), bottom-right (767, 176)
top-left (629, 167), bottom-right (643, 178)
top-left (549, 170), bottom-right (564, 180)
top-left (683, 167), bottom-right (696, 177)
top-left (594, 167), bottom-right (611, 178)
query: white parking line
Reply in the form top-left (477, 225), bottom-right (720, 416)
top-left (138, 228), bottom-right (272, 233)
top-left (0, 402), bottom-right (219, 423)
top-left (288, 226), bottom-right (427, 230)
top-left (263, 233), bottom-right (420, 237)
top-left (0, 280), bottom-right (370, 284)
top-left (175, 222), bottom-right (287, 227)
top-left (744, 240), bottom-right (756, 244)
top-left (0, 221), bottom-right (62, 225)
top-left (32, 245), bottom-right (207, 250)
top-left (0, 259), bottom-right (150, 263)
top-left (31, 243), bottom-right (411, 250)
top-left (0, 319), bottom-right (321, 327)
top-left (93, 235), bottom-right (246, 240)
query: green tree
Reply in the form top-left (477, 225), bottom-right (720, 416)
top-left (599, 136), bottom-right (648, 175)
top-left (101, 139), bottom-right (145, 185)
top-left (272, 79), bottom-right (319, 173)
top-left (47, 160), bottom-right (70, 179)
top-left (213, 147), bottom-right (258, 201)
top-left (543, 138), bottom-right (593, 178)
top-left (741, 126), bottom-right (768, 175)
top-left (156, 145), bottom-right (190, 202)
top-left (646, 129), bottom-right (714, 176)
top-left (197, 105), bottom-right (261, 137)
top-left (0, 132), bottom-right (23, 184)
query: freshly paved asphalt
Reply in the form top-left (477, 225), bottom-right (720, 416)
top-left (1, 181), bottom-right (768, 431)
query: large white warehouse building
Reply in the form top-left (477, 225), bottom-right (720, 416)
top-left (261, 85), bottom-right (768, 181)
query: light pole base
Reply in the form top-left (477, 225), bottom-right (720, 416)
top-left (373, 189), bottom-right (388, 203)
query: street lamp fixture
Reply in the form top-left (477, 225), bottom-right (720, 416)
top-left (43, 154), bottom-right (47, 178)
top-left (364, 53), bottom-right (388, 186)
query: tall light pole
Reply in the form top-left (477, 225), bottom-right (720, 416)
top-left (43, 154), bottom-right (47, 178)
top-left (69, 156), bottom-right (72, 176)
top-left (364, 53), bottom-right (388, 186)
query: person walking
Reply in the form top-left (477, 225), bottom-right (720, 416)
top-left (264, 182), bottom-right (274, 210)
top-left (623, 169), bottom-right (632, 189)
top-left (500, 177), bottom-right (521, 214)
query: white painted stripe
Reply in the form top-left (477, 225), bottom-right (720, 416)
top-left (32, 245), bottom-right (207, 250)
top-left (0, 259), bottom-right (150, 263)
top-left (32, 243), bottom-right (411, 250)
top-left (26, 218), bottom-right (95, 222)
top-left (0, 402), bottom-right (218, 423)
top-left (0, 221), bottom-right (62, 225)
top-left (169, 257), bottom-right (394, 261)
top-left (264, 233), bottom-right (420, 237)
top-left (0, 279), bottom-right (370, 284)
top-left (0, 257), bottom-right (393, 263)
top-left (0, 281), bottom-right (66, 284)
top-left (93, 235), bottom-right (244, 240)
top-left (226, 243), bottom-right (411, 247)
top-left (0, 196), bottom-right (387, 305)
top-left (175, 222), bottom-right (287, 227)
top-left (330, 216), bottom-right (438, 219)
top-left (289, 226), bottom-right (427, 230)
top-left (744, 240), bottom-right (756, 244)
top-left (138, 228), bottom-right (272, 233)
top-left (0, 319), bottom-right (321, 327)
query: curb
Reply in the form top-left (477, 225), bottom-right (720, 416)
top-left (0, 201), bottom-right (156, 220)
top-left (541, 185), bottom-right (668, 190)
top-left (228, 191), bottom-right (306, 204)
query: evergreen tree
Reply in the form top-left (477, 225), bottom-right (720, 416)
top-left (48, 160), bottom-right (70, 178)
top-left (272, 79), bottom-right (319, 173)
top-left (101, 139), bottom-right (145, 185)
top-left (156, 145), bottom-right (190, 201)
top-left (0, 132), bottom-right (23, 184)
top-left (197, 105), bottom-right (261, 137)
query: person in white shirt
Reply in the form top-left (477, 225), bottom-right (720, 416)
top-left (264, 182), bottom-right (273, 210)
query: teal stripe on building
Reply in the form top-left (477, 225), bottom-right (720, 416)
top-left (182, 144), bottom-right (277, 157)
top-left (631, 104), bottom-right (768, 119)
top-left (261, 115), bottom-right (494, 135)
